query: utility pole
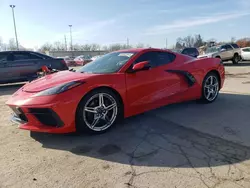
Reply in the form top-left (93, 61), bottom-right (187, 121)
top-left (127, 38), bottom-right (129, 48)
top-left (165, 38), bottom-right (168, 49)
top-left (64, 35), bottom-right (67, 51)
top-left (68, 25), bottom-right (73, 51)
top-left (10, 5), bottom-right (19, 50)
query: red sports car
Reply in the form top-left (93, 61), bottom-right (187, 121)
top-left (6, 48), bottom-right (225, 134)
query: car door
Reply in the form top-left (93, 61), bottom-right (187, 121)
top-left (242, 48), bottom-right (250, 60)
top-left (125, 50), bottom-right (187, 115)
top-left (0, 52), bottom-right (13, 83)
top-left (225, 44), bottom-right (234, 59)
top-left (219, 45), bottom-right (228, 60)
top-left (10, 52), bottom-right (41, 80)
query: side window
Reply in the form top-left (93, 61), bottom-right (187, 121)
top-left (29, 53), bottom-right (43, 60)
top-left (0, 53), bottom-right (9, 62)
top-left (134, 52), bottom-right (160, 68)
top-left (182, 48), bottom-right (198, 56)
top-left (13, 53), bottom-right (30, 61)
top-left (182, 48), bottom-right (190, 55)
top-left (242, 48), bottom-right (250, 52)
top-left (231, 43), bottom-right (239, 49)
top-left (225, 45), bottom-right (233, 51)
top-left (220, 45), bottom-right (226, 50)
top-left (157, 52), bottom-right (176, 66)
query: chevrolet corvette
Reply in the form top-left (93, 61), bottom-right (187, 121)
top-left (6, 48), bottom-right (225, 134)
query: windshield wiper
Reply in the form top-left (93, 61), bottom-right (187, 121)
top-left (69, 68), bottom-right (76, 72)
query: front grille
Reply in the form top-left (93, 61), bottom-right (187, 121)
top-left (29, 108), bottom-right (64, 127)
top-left (11, 106), bottom-right (28, 122)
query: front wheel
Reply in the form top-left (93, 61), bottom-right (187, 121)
top-left (200, 72), bottom-right (220, 103)
top-left (76, 89), bottom-right (122, 134)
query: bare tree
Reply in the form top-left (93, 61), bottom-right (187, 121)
top-left (176, 34), bottom-right (205, 49)
top-left (135, 43), bottom-right (145, 48)
top-left (52, 41), bottom-right (65, 51)
top-left (80, 44), bottom-right (92, 51)
top-left (8, 38), bottom-right (17, 50)
top-left (194, 34), bottom-right (204, 48)
top-left (39, 42), bottom-right (53, 52)
top-left (102, 45), bottom-right (109, 51)
top-left (72, 44), bottom-right (81, 50)
top-left (183, 35), bottom-right (195, 47)
top-left (90, 43), bottom-right (100, 51)
top-left (0, 37), bottom-right (3, 51)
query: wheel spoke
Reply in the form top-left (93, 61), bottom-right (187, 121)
top-left (210, 77), bottom-right (213, 85)
top-left (204, 85), bottom-right (210, 89)
top-left (106, 103), bottom-right (116, 111)
top-left (99, 94), bottom-right (104, 107)
top-left (104, 115), bottom-right (110, 124)
top-left (91, 117), bottom-right (100, 128)
top-left (207, 92), bottom-right (212, 99)
top-left (85, 107), bottom-right (97, 113)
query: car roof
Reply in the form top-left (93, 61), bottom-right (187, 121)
top-left (0, 50), bottom-right (36, 53)
top-left (116, 48), bottom-right (174, 53)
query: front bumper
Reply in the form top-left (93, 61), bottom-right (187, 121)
top-left (6, 88), bottom-right (80, 133)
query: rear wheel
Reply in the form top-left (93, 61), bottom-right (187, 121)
top-left (200, 72), bottom-right (220, 103)
top-left (232, 53), bottom-right (240, 64)
top-left (76, 88), bottom-right (122, 134)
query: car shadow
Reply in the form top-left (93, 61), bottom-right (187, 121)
top-left (0, 83), bottom-right (25, 96)
top-left (31, 93), bottom-right (250, 169)
top-left (224, 61), bottom-right (250, 67)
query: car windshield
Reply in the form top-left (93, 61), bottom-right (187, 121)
top-left (206, 47), bottom-right (220, 53)
top-left (76, 51), bottom-right (136, 74)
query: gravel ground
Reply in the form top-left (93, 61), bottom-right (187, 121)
top-left (0, 61), bottom-right (250, 188)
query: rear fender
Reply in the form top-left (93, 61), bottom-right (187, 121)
top-left (175, 57), bottom-right (222, 86)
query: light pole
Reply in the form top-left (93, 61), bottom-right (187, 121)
top-left (68, 25), bottom-right (73, 51)
top-left (10, 5), bottom-right (19, 50)
top-left (127, 38), bottom-right (129, 48)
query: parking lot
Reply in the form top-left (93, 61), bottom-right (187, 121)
top-left (0, 61), bottom-right (250, 188)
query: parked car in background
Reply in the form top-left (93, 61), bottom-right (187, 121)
top-left (0, 51), bottom-right (68, 84)
top-left (63, 56), bottom-right (77, 66)
top-left (198, 43), bottom-right (241, 64)
top-left (74, 55), bottom-right (92, 66)
top-left (91, 55), bottom-right (102, 61)
top-left (181, 47), bottom-right (199, 58)
top-left (241, 47), bottom-right (250, 61)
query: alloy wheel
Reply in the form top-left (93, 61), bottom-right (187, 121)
top-left (83, 93), bottom-right (118, 131)
top-left (203, 75), bottom-right (219, 102)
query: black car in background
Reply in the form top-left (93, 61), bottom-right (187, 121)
top-left (0, 51), bottom-right (68, 84)
top-left (181, 47), bottom-right (199, 58)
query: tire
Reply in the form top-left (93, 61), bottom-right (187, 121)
top-left (200, 72), bottom-right (220, 103)
top-left (75, 88), bottom-right (123, 134)
top-left (232, 53), bottom-right (240, 64)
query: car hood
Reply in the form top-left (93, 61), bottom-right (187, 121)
top-left (22, 71), bottom-right (94, 92)
top-left (198, 52), bottom-right (217, 58)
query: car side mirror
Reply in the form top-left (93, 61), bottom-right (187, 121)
top-left (220, 48), bottom-right (226, 52)
top-left (132, 61), bottom-right (150, 72)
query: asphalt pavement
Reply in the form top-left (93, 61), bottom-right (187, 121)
top-left (0, 61), bottom-right (249, 188)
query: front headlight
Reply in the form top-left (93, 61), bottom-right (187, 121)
top-left (33, 81), bottom-right (84, 97)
